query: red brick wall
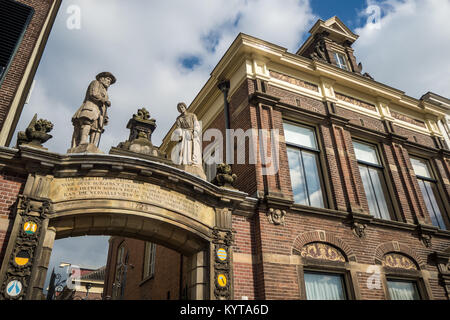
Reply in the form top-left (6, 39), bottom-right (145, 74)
top-left (0, 173), bottom-right (26, 264)
top-left (103, 237), bottom-right (187, 300)
top-left (0, 0), bottom-right (55, 139)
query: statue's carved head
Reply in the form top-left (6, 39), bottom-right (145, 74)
top-left (177, 102), bottom-right (187, 113)
top-left (34, 119), bottom-right (54, 133)
top-left (96, 72), bottom-right (116, 86)
top-left (217, 163), bottom-right (232, 174)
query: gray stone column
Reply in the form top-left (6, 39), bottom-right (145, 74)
top-left (27, 226), bottom-right (56, 300)
top-left (187, 250), bottom-right (209, 300)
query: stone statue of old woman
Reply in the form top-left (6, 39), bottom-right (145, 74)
top-left (171, 102), bottom-right (202, 167)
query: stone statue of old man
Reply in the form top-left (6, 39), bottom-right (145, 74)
top-left (69, 71), bottom-right (116, 153)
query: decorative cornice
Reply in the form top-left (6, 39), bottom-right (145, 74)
top-left (0, 146), bottom-right (255, 213)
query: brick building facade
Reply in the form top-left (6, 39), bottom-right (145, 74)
top-left (105, 17), bottom-right (450, 300)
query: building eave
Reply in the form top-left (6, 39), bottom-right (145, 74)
top-left (161, 32), bottom-right (449, 152)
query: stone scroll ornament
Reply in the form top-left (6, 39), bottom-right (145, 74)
top-left (0, 196), bottom-right (50, 300)
top-left (69, 72), bottom-right (116, 154)
top-left (212, 227), bottom-right (233, 300)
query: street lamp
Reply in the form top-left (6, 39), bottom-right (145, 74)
top-left (46, 267), bottom-right (66, 300)
top-left (59, 262), bottom-right (71, 268)
top-left (83, 283), bottom-right (92, 300)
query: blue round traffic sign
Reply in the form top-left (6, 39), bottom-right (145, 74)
top-left (6, 280), bottom-right (22, 297)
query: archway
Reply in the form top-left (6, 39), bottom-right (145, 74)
top-left (0, 150), bottom-right (248, 300)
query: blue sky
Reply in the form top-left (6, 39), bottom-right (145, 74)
top-left (311, 0), bottom-right (368, 29)
top-left (36, 0), bottom-right (450, 294)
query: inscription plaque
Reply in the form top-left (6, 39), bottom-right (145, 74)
top-left (49, 177), bottom-right (215, 227)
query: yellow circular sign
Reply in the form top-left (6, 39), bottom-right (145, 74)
top-left (217, 274), bottom-right (227, 287)
top-left (216, 248), bottom-right (227, 261)
top-left (23, 221), bottom-right (37, 235)
top-left (15, 250), bottom-right (30, 266)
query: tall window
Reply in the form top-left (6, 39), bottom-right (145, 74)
top-left (113, 244), bottom-right (126, 299)
top-left (333, 52), bottom-right (348, 71)
top-left (143, 242), bottom-right (156, 280)
top-left (284, 122), bottom-right (325, 208)
top-left (410, 157), bottom-right (447, 230)
top-left (353, 140), bottom-right (394, 220)
top-left (304, 271), bottom-right (347, 300)
top-left (387, 279), bottom-right (421, 300)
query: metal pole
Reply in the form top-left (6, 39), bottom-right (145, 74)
top-left (217, 80), bottom-right (231, 164)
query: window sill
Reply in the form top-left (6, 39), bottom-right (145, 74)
top-left (290, 204), bottom-right (422, 232)
top-left (436, 228), bottom-right (450, 236)
top-left (290, 203), bottom-right (348, 220)
top-left (139, 275), bottom-right (154, 287)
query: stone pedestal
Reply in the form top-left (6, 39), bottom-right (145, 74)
top-left (67, 143), bottom-right (103, 154)
top-left (179, 164), bottom-right (207, 180)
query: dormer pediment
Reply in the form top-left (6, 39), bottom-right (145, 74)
top-left (322, 16), bottom-right (359, 42)
top-left (296, 16), bottom-right (358, 56)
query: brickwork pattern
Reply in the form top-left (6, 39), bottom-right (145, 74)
top-left (0, 0), bottom-right (53, 133)
top-left (0, 173), bottom-right (26, 263)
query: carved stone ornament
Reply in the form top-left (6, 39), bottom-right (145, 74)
top-left (382, 253), bottom-right (418, 270)
top-left (300, 242), bottom-right (346, 262)
top-left (16, 114), bottom-right (53, 149)
top-left (266, 208), bottom-right (286, 226)
top-left (363, 72), bottom-right (374, 80)
top-left (416, 224), bottom-right (436, 248)
top-left (212, 227), bottom-right (233, 300)
top-left (116, 107), bottom-right (165, 157)
top-left (212, 163), bottom-right (237, 189)
top-left (310, 32), bottom-right (329, 62)
top-left (0, 196), bottom-right (50, 300)
top-left (352, 222), bottom-right (367, 238)
top-left (421, 233), bottom-right (432, 248)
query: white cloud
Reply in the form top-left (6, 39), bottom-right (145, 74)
top-left (354, 0), bottom-right (450, 99)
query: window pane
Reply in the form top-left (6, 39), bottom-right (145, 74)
top-left (287, 148), bottom-right (308, 205)
top-left (304, 272), bottom-right (346, 300)
top-left (410, 157), bottom-right (432, 178)
top-left (284, 123), bottom-right (317, 149)
top-left (353, 141), bottom-right (379, 165)
top-left (302, 150), bottom-right (325, 208)
top-left (387, 280), bottom-right (420, 300)
top-left (368, 167), bottom-right (392, 220)
top-left (334, 52), bottom-right (348, 70)
top-left (419, 180), bottom-right (447, 230)
top-left (359, 165), bottom-right (381, 218)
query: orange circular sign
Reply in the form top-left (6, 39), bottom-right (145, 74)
top-left (23, 221), bottom-right (37, 235)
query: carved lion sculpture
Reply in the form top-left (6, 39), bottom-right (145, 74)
top-left (212, 163), bottom-right (237, 188)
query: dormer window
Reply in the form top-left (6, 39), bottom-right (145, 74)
top-left (333, 52), bottom-right (348, 70)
